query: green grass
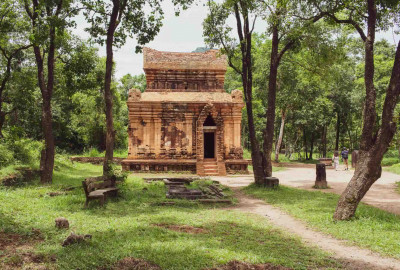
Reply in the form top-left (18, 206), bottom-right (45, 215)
top-left (244, 184), bottom-right (400, 259)
top-left (385, 163), bottom-right (400, 175)
top-left (0, 161), bottom-right (342, 269)
top-left (0, 165), bottom-right (22, 177)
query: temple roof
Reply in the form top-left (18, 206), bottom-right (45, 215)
top-left (143, 47), bottom-right (227, 71)
top-left (138, 92), bottom-right (235, 103)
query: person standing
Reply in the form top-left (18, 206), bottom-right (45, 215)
top-left (341, 147), bottom-right (349, 170)
top-left (332, 151), bottom-right (340, 171)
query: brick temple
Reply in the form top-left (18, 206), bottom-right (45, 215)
top-left (121, 48), bottom-right (250, 176)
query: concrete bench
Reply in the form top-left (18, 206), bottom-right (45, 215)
top-left (82, 176), bottom-right (119, 207)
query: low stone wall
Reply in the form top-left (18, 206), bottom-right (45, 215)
top-left (121, 159), bottom-right (197, 173)
top-left (70, 157), bottom-right (124, 165)
top-left (1, 167), bottom-right (40, 186)
top-left (122, 159), bottom-right (250, 175)
top-left (225, 159), bottom-right (251, 174)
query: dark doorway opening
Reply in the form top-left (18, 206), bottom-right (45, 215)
top-left (203, 114), bottom-right (216, 126)
top-left (204, 132), bottom-right (215, 158)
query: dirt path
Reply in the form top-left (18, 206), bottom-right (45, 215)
top-left (226, 189), bottom-right (400, 270)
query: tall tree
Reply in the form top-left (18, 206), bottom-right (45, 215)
top-left (83, 0), bottom-right (191, 175)
top-left (204, 0), bottom-right (324, 184)
top-left (24, 0), bottom-right (76, 183)
top-left (204, 0), bottom-right (266, 183)
top-left (309, 0), bottom-right (400, 220)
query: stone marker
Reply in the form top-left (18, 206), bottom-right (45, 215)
top-left (55, 217), bottom-right (69, 229)
top-left (314, 163), bottom-right (328, 188)
top-left (62, 232), bottom-right (92, 247)
top-left (262, 177), bottom-right (279, 188)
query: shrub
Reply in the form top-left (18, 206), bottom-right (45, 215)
top-left (384, 149), bottom-right (399, 158)
top-left (0, 143), bottom-right (15, 168)
top-left (10, 139), bottom-right (42, 165)
top-left (382, 157), bottom-right (400, 166)
top-left (0, 138), bottom-right (42, 169)
top-left (88, 148), bottom-right (101, 157)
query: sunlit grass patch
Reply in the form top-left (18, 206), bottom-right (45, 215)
top-left (244, 184), bottom-right (400, 259)
top-left (0, 162), bottom-right (342, 269)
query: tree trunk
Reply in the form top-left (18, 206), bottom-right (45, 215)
top-left (232, 3), bottom-right (265, 184)
top-left (303, 127), bottom-right (308, 160)
top-left (335, 111), bottom-right (340, 151)
top-left (33, 43), bottom-right (55, 184)
top-left (274, 109), bottom-right (286, 162)
top-left (322, 125), bottom-right (327, 157)
top-left (0, 52), bottom-right (12, 138)
top-left (310, 132), bottom-right (314, 160)
top-left (0, 111), bottom-right (5, 138)
top-left (103, 0), bottom-right (120, 175)
top-left (263, 24), bottom-right (279, 177)
top-left (333, 151), bottom-right (382, 219)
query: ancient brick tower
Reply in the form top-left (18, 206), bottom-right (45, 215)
top-left (121, 48), bottom-right (249, 176)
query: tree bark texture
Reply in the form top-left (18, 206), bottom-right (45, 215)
top-left (315, 163), bottom-right (327, 188)
top-left (274, 109), bottom-right (286, 162)
top-left (103, 0), bottom-right (120, 175)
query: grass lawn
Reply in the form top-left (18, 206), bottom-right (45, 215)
top-left (0, 160), bottom-right (341, 270)
top-left (385, 163), bottom-right (400, 175)
top-left (244, 184), bottom-right (400, 259)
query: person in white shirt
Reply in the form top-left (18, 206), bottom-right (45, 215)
top-left (332, 151), bottom-right (340, 171)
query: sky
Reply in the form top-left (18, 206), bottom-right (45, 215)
top-left (74, 1), bottom-right (213, 79)
top-left (73, 1), bottom-right (399, 80)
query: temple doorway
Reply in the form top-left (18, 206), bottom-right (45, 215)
top-left (203, 114), bottom-right (216, 159)
top-left (204, 132), bottom-right (215, 158)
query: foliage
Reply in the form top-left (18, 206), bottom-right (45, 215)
top-left (119, 73), bottom-right (147, 98)
top-left (0, 137), bottom-right (42, 169)
top-left (385, 163), bottom-right (400, 174)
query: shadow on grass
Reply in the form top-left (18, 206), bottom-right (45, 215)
top-left (53, 217), bottom-right (340, 270)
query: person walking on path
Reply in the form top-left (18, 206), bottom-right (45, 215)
top-left (341, 147), bottom-right (349, 170)
top-left (332, 151), bottom-right (340, 171)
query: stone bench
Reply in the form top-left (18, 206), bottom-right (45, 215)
top-left (82, 176), bottom-right (119, 207)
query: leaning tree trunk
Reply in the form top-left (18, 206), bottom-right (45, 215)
top-left (334, 0), bottom-right (400, 220)
top-left (333, 150), bottom-right (382, 219)
top-left (103, 1), bottom-right (119, 175)
top-left (274, 109), bottom-right (286, 162)
top-left (263, 24), bottom-right (280, 177)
